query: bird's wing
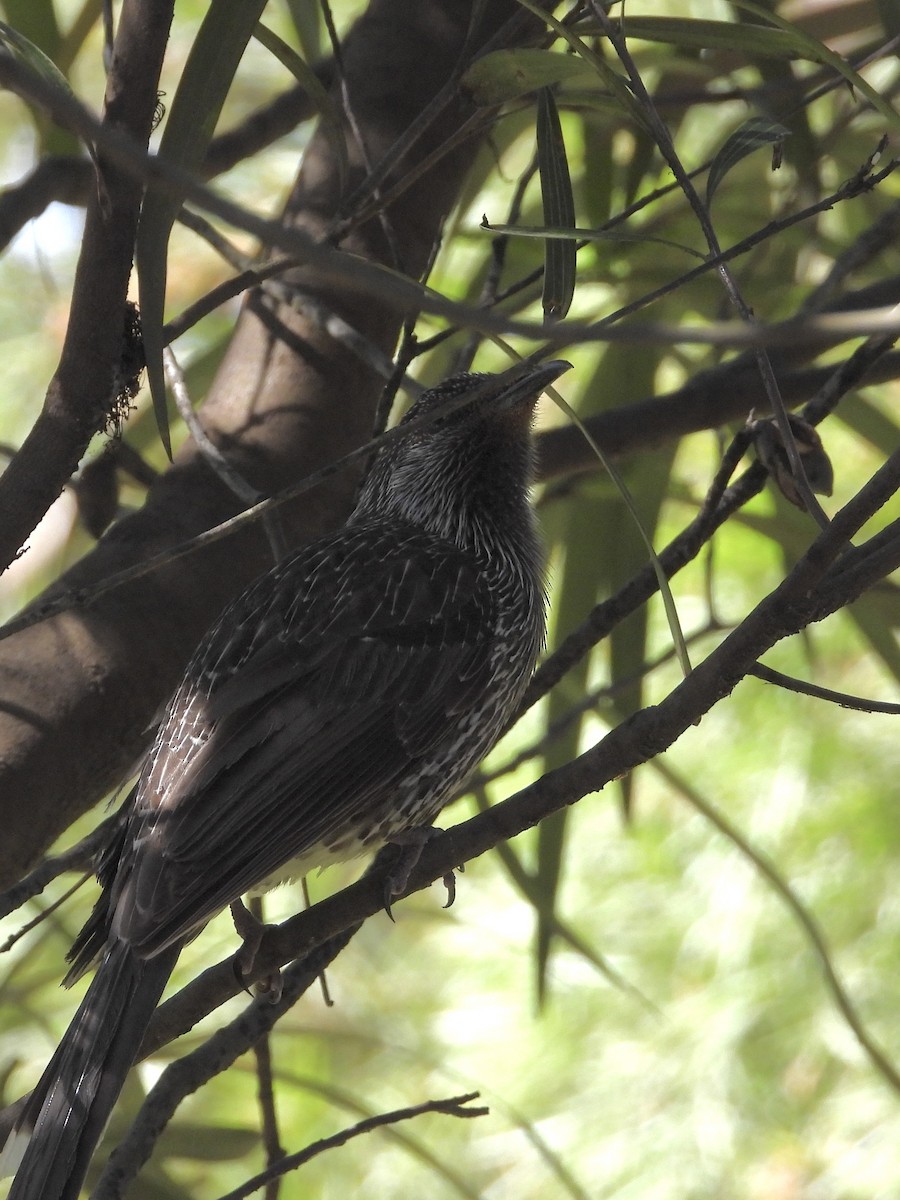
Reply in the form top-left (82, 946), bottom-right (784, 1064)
top-left (111, 526), bottom-right (496, 956)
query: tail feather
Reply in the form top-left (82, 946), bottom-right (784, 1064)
top-left (7, 940), bottom-right (178, 1200)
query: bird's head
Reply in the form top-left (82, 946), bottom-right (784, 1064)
top-left (354, 360), bottom-right (571, 545)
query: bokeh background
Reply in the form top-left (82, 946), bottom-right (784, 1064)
top-left (0, 1), bottom-right (899, 1197)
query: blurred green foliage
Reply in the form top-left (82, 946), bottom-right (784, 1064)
top-left (0, 0), bottom-right (899, 1197)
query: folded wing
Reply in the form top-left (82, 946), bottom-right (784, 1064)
top-left (107, 524), bottom-right (496, 958)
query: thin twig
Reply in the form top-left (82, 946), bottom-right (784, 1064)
top-left (163, 348), bottom-right (288, 562)
top-left (0, 873), bottom-right (91, 954)
top-left (92, 922), bottom-right (362, 1198)
top-left (801, 320), bottom-right (900, 424)
top-left (595, 156), bottom-right (898, 331)
top-left (162, 257), bottom-right (298, 342)
top-left (483, 622), bottom-right (727, 788)
top-left (300, 877), bottom-right (333, 1007)
top-left (213, 1094), bottom-right (488, 1200)
top-left (163, 350), bottom-right (260, 509)
top-left (0, 813), bottom-right (118, 920)
top-left (749, 663), bottom-right (900, 713)
top-left (368, 229), bottom-right (445, 442)
top-left (253, 1032), bottom-right (283, 1200)
top-left (112, 447), bottom-right (900, 1074)
top-left (248, 898), bottom-right (285, 1200)
top-left (334, 3), bottom-right (538, 224)
top-left (177, 207), bottom-right (257, 271)
top-left (801, 199), bottom-right (900, 315)
top-left (6, 451), bottom-right (888, 1149)
top-left (320, 0), bottom-right (403, 271)
top-left (521, 463), bottom-right (767, 713)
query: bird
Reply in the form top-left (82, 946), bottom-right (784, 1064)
top-left (3, 357), bottom-right (570, 1200)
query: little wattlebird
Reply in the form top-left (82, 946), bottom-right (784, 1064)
top-left (3, 358), bottom-right (570, 1200)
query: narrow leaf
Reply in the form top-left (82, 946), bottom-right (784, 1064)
top-left (548, 393), bottom-right (693, 678)
top-left (730, 0), bottom-right (900, 132)
top-left (514, 0), bottom-right (651, 133)
top-left (707, 117), bottom-right (791, 204)
top-left (589, 15), bottom-right (805, 58)
top-left (0, 15), bottom-right (81, 155)
top-left (136, 0), bottom-right (269, 456)
top-left (536, 88), bottom-right (576, 321)
top-left (481, 218), bottom-right (704, 258)
top-left (0, 18), bottom-right (74, 101)
top-left (462, 48), bottom-right (591, 106)
top-left (253, 22), bottom-right (347, 193)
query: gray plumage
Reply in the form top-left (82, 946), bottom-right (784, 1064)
top-left (5, 359), bottom-right (569, 1200)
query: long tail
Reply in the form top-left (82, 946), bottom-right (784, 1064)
top-left (5, 940), bottom-right (179, 1200)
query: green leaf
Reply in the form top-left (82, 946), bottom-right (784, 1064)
top-left (607, 442), bottom-right (677, 820)
top-left (0, 13), bottom-right (81, 155)
top-left (0, 2), bottom-right (61, 61)
top-left (514, 0), bottom-right (651, 133)
top-left (536, 88), bottom-right (576, 321)
top-left (0, 17), bottom-right (72, 98)
top-left (479, 219), bottom-right (704, 258)
top-left (283, 0), bottom-right (323, 56)
top-left (534, 342), bottom-right (679, 998)
top-left (591, 15), bottom-right (806, 58)
top-left (253, 21), bottom-right (347, 194)
top-left (707, 117), bottom-right (791, 205)
top-left (136, 0), bottom-right (269, 456)
top-left (580, 109), bottom-right (614, 228)
top-left (535, 490), bottom-right (606, 1007)
top-left (730, 0), bottom-right (900, 132)
top-left (462, 48), bottom-right (591, 106)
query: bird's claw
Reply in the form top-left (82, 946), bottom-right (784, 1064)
top-left (382, 878), bottom-right (398, 922)
top-left (230, 899), bottom-right (282, 1003)
top-left (382, 827), bottom-right (464, 916)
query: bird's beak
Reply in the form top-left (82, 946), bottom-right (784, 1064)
top-left (492, 359), bottom-right (572, 424)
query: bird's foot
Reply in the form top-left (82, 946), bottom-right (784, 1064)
top-left (230, 899), bottom-right (282, 1003)
top-left (442, 861), bottom-right (464, 909)
top-left (382, 826), bottom-right (460, 918)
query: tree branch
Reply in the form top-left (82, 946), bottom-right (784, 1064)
top-left (212, 1093), bottom-right (487, 1200)
top-left (0, 0), bottom-right (175, 576)
top-left (94, 925), bottom-right (361, 1199)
